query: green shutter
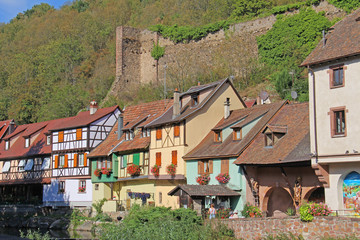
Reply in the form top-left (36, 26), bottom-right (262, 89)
top-left (123, 155), bottom-right (127, 168)
top-left (133, 153), bottom-right (140, 165)
top-left (112, 154), bottom-right (118, 177)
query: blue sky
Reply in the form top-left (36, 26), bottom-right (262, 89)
top-left (0, 0), bottom-right (71, 23)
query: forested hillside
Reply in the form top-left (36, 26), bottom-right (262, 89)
top-left (0, 0), bottom-right (358, 124)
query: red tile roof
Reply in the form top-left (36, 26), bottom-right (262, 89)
top-left (234, 103), bottom-right (310, 165)
top-left (183, 101), bottom-right (287, 160)
top-left (245, 99), bottom-right (256, 108)
top-left (49, 105), bottom-right (120, 131)
top-left (301, 8), bottom-right (360, 66)
top-left (88, 100), bottom-right (172, 157)
top-left (0, 120), bottom-right (14, 140)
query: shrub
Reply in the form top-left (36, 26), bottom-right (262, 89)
top-left (151, 164), bottom-right (160, 177)
top-left (299, 204), bottom-right (313, 222)
top-left (20, 229), bottom-right (51, 240)
top-left (299, 202), bottom-right (332, 222)
top-left (286, 207), bottom-right (295, 216)
top-left (241, 202), bottom-right (263, 218)
top-left (92, 198), bottom-right (107, 216)
top-left (215, 173), bottom-right (230, 184)
top-left (151, 42), bottom-right (165, 60)
top-left (216, 208), bottom-right (232, 219)
top-left (196, 174), bottom-right (210, 185)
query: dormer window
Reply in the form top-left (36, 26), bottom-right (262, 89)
top-left (25, 138), bottom-right (30, 148)
top-left (125, 131), bottom-right (130, 141)
top-left (265, 133), bottom-right (274, 147)
top-left (130, 131), bottom-right (134, 140)
top-left (191, 94), bottom-right (199, 107)
top-left (147, 129), bottom-right (151, 137)
top-left (46, 135), bottom-right (51, 145)
top-left (5, 140), bottom-right (9, 150)
top-left (142, 128), bottom-right (147, 138)
top-left (233, 128), bottom-right (242, 141)
top-left (214, 130), bottom-right (222, 143)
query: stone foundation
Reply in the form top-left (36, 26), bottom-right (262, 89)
top-left (214, 216), bottom-right (360, 239)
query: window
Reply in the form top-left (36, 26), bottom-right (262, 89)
top-left (331, 107), bottom-right (346, 137)
top-left (25, 138), bottom-right (30, 148)
top-left (172, 151), bottom-right (177, 165)
top-left (125, 131), bottom-right (129, 141)
top-left (58, 131), bottom-right (64, 143)
top-left (78, 153), bottom-right (85, 167)
top-left (198, 160), bottom-right (213, 174)
top-left (233, 128), bottom-right (242, 140)
top-left (76, 128), bottom-right (82, 140)
top-left (98, 158), bottom-right (112, 169)
top-left (191, 94), bottom-right (199, 106)
top-left (142, 129), bottom-right (147, 137)
top-left (265, 133), bottom-right (274, 147)
top-left (147, 129), bottom-right (151, 137)
top-left (130, 131), bottom-right (134, 140)
top-left (174, 124), bottom-right (180, 137)
top-left (79, 180), bottom-right (86, 193)
top-left (214, 131), bottom-right (222, 142)
top-left (18, 160), bottom-right (26, 172)
top-left (156, 152), bottom-right (161, 166)
top-left (156, 128), bottom-right (162, 140)
top-left (329, 64), bottom-right (345, 88)
top-left (59, 155), bottom-right (65, 168)
top-left (5, 140), bottom-right (9, 150)
top-left (58, 181), bottom-right (65, 193)
top-left (120, 155), bottom-right (127, 169)
top-left (46, 135), bottom-right (51, 145)
top-left (95, 184), bottom-right (99, 190)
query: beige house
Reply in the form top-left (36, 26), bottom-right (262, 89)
top-left (301, 9), bottom-right (360, 214)
top-left (146, 78), bottom-right (246, 208)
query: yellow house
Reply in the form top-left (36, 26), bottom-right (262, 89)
top-left (145, 78), bottom-right (246, 208)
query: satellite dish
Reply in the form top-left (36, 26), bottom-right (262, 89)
top-left (291, 91), bottom-right (298, 100)
top-left (260, 91), bottom-right (269, 101)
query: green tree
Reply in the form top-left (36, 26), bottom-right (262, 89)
top-left (230, 0), bottom-right (271, 19)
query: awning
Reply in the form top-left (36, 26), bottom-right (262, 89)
top-left (2, 161), bottom-right (10, 173)
top-left (24, 159), bottom-right (34, 171)
top-left (168, 184), bottom-right (241, 197)
top-left (41, 158), bottom-right (50, 170)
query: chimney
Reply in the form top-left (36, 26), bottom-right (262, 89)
top-left (224, 98), bottom-right (230, 119)
top-left (322, 30), bottom-right (326, 47)
top-left (173, 88), bottom-right (180, 119)
top-left (117, 115), bottom-right (123, 140)
top-left (256, 96), bottom-right (262, 105)
top-left (8, 120), bottom-right (15, 135)
top-left (90, 100), bottom-right (98, 115)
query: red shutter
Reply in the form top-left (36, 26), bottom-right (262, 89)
top-left (156, 128), bottom-right (162, 140)
top-left (76, 129), bottom-right (82, 140)
top-left (172, 151), bottom-right (177, 165)
top-left (84, 153), bottom-right (88, 166)
top-left (174, 125), bottom-right (180, 137)
top-left (54, 156), bottom-right (59, 169)
top-left (74, 154), bottom-right (78, 167)
top-left (156, 152), bottom-right (161, 166)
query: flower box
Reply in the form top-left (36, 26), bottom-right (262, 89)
top-left (127, 164), bottom-right (141, 176)
top-left (151, 165), bottom-right (160, 177)
top-left (166, 164), bottom-right (176, 176)
top-left (101, 167), bottom-right (112, 176)
top-left (196, 174), bottom-right (210, 185)
top-left (94, 168), bottom-right (102, 177)
top-left (78, 186), bottom-right (86, 193)
top-left (215, 173), bottom-right (230, 184)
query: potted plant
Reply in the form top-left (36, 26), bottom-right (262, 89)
top-left (94, 168), bottom-right (102, 177)
top-left (151, 164), bottom-right (160, 177)
top-left (166, 164), bottom-right (176, 176)
top-left (78, 186), bottom-right (86, 193)
top-left (127, 164), bottom-right (141, 176)
top-left (196, 174), bottom-right (210, 185)
top-left (101, 167), bottom-right (112, 176)
top-left (215, 173), bottom-right (230, 184)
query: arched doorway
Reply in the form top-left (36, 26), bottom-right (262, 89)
top-left (342, 171), bottom-right (360, 212)
top-left (307, 187), bottom-right (325, 203)
top-left (266, 187), bottom-right (295, 217)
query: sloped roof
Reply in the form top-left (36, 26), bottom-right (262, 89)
top-left (49, 105), bottom-right (120, 131)
top-left (168, 184), bottom-right (240, 197)
top-left (0, 120), bottom-right (14, 140)
top-left (245, 99), bottom-right (256, 108)
top-left (88, 100), bottom-right (172, 158)
top-left (234, 102), bottom-right (310, 165)
top-left (183, 101), bottom-right (287, 160)
top-left (146, 78), bottom-right (246, 128)
top-left (301, 8), bottom-right (360, 66)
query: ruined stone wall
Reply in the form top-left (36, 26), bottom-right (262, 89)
top-left (108, 1), bottom-right (345, 98)
top-left (215, 216), bottom-right (360, 239)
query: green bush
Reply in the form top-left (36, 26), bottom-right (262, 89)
top-left (151, 42), bottom-right (165, 60)
top-left (327, 0), bottom-right (360, 12)
top-left (20, 229), bottom-right (51, 240)
top-left (241, 202), bottom-right (263, 218)
top-left (230, 0), bottom-right (271, 19)
top-left (286, 208), bottom-right (296, 216)
top-left (299, 204), bottom-right (314, 222)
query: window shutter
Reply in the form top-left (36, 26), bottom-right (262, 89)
top-left (221, 160), bottom-right (229, 174)
top-left (76, 129), bottom-right (82, 140)
top-left (174, 125), bottom-right (180, 137)
top-left (84, 153), bottom-right (87, 166)
top-left (156, 128), bottom-right (162, 140)
top-left (156, 152), bottom-right (161, 166)
top-left (54, 156), bottom-right (59, 169)
top-left (58, 131), bottom-right (64, 143)
top-left (64, 155), bottom-right (68, 168)
top-left (172, 151), bottom-right (177, 165)
top-left (209, 160), bottom-right (213, 174)
top-left (74, 154), bottom-right (78, 167)
top-left (198, 161), bottom-right (204, 174)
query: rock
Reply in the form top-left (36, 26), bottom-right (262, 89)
top-left (272, 210), bottom-right (288, 218)
top-left (8, 217), bottom-right (20, 228)
top-left (38, 217), bottom-right (56, 229)
top-left (0, 221), bottom-right (7, 227)
top-left (26, 217), bottom-right (39, 228)
top-left (76, 221), bottom-right (93, 232)
top-left (49, 218), bottom-right (70, 230)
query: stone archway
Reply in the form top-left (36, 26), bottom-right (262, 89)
top-left (266, 187), bottom-right (295, 217)
top-left (304, 187), bottom-right (325, 203)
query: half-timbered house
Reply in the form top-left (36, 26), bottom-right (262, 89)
top-left (43, 102), bottom-right (120, 208)
top-left (88, 100), bottom-right (172, 212)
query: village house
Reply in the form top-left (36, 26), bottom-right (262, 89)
top-left (88, 99), bottom-right (172, 212)
top-left (234, 103), bottom-right (324, 216)
top-left (301, 8), bottom-right (360, 215)
top-left (145, 78), bottom-right (246, 208)
top-left (172, 101), bottom-right (286, 214)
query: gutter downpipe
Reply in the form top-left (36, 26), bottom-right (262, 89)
top-left (308, 66), bottom-right (318, 164)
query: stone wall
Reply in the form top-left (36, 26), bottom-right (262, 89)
top-left (215, 216), bottom-right (360, 239)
